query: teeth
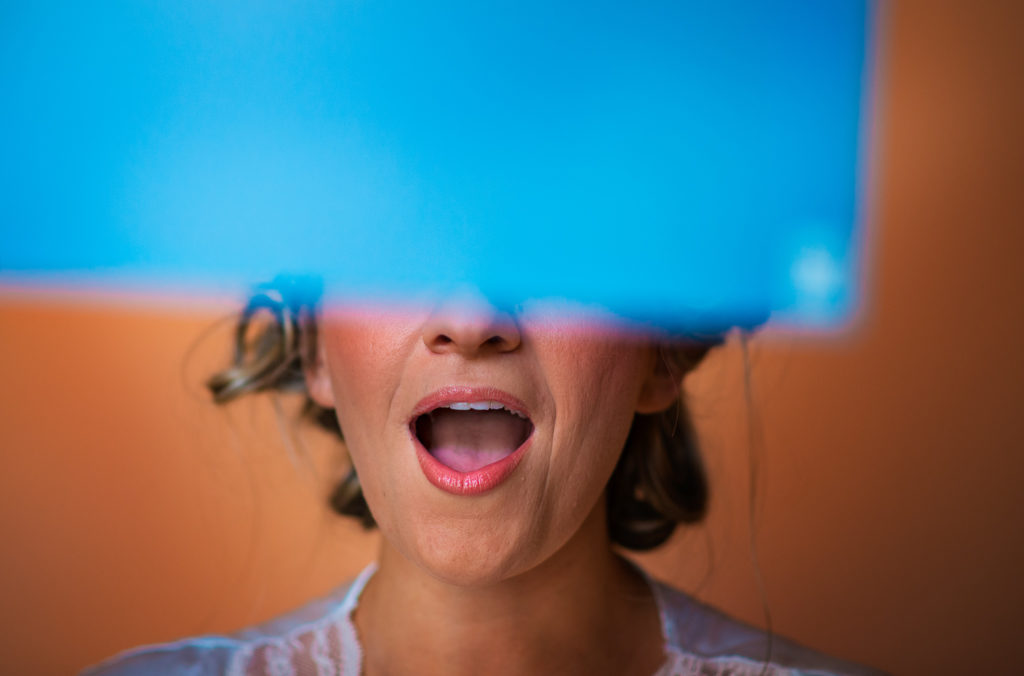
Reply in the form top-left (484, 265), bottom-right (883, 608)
top-left (440, 401), bottom-right (527, 418)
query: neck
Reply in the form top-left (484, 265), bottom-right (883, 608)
top-left (354, 502), bottom-right (666, 676)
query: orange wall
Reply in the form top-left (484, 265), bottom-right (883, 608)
top-left (2, 3), bottom-right (1022, 674)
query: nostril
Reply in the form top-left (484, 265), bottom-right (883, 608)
top-left (421, 291), bottom-right (522, 355)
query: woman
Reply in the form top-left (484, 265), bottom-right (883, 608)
top-left (83, 281), bottom-right (882, 676)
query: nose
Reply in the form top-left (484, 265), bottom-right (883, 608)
top-left (422, 288), bottom-right (521, 356)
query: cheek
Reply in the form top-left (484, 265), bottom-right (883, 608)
top-left (314, 316), bottom-right (430, 550)
top-left (315, 315), bottom-right (421, 496)
top-left (531, 331), bottom-right (651, 509)
top-left (317, 313), bottom-right (416, 419)
top-left (538, 332), bottom-right (650, 433)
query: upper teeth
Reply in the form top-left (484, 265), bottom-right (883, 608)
top-left (444, 401), bottom-right (526, 417)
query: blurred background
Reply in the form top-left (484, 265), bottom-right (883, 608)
top-left (2, 2), bottom-right (1022, 674)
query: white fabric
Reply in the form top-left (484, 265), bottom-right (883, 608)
top-left (82, 563), bottom-right (883, 676)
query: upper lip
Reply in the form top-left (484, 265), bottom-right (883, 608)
top-left (409, 386), bottom-right (531, 422)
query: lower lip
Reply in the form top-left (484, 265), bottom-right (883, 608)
top-left (413, 434), bottom-right (532, 496)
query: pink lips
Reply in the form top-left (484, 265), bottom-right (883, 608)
top-left (410, 386), bottom-right (533, 496)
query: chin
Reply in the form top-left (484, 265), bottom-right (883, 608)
top-left (402, 515), bottom-right (540, 588)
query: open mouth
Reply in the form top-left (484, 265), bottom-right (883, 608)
top-left (413, 402), bottom-right (534, 473)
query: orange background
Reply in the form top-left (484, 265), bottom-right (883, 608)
top-left (2, 3), bottom-right (1022, 674)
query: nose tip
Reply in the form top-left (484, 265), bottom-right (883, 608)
top-left (422, 289), bottom-right (521, 356)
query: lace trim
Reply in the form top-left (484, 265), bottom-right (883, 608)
top-left (226, 562), bottom-right (377, 676)
top-left (655, 648), bottom-right (798, 676)
top-left (86, 561), bottom-right (839, 675)
top-left (225, 561), bottom-right (797, 676)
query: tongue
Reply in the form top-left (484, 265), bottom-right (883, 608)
top-left (425, 409), bottom-right (527, 473)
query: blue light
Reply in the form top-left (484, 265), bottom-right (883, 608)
top-left (0, 1), bottom-right (874, 331)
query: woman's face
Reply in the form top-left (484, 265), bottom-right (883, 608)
top-left (306, 292), bottom-right (680, 586)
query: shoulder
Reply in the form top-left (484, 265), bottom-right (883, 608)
top-left (648, 578), bottom-right (888, 676)
top-left (80, 569), bottom-right (371, 676)
top-left (79, 636), bottom-right (240, 676)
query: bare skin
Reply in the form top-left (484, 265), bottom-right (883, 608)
top-left (306, 293), bottom-right (683, 675)
top-left (354, 501), bottom-right (666, 676)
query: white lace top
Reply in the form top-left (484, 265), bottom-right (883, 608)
top-left (82, 563), bottom-right (883, 676)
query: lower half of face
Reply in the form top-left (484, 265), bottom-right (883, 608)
top-left (348, 405), bottom-right (637, 586)
top-left (316, 310), bottom-right (659, 587)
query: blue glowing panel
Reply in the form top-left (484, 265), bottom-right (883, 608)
top-left (0, 1), bottom-right (874, 331)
